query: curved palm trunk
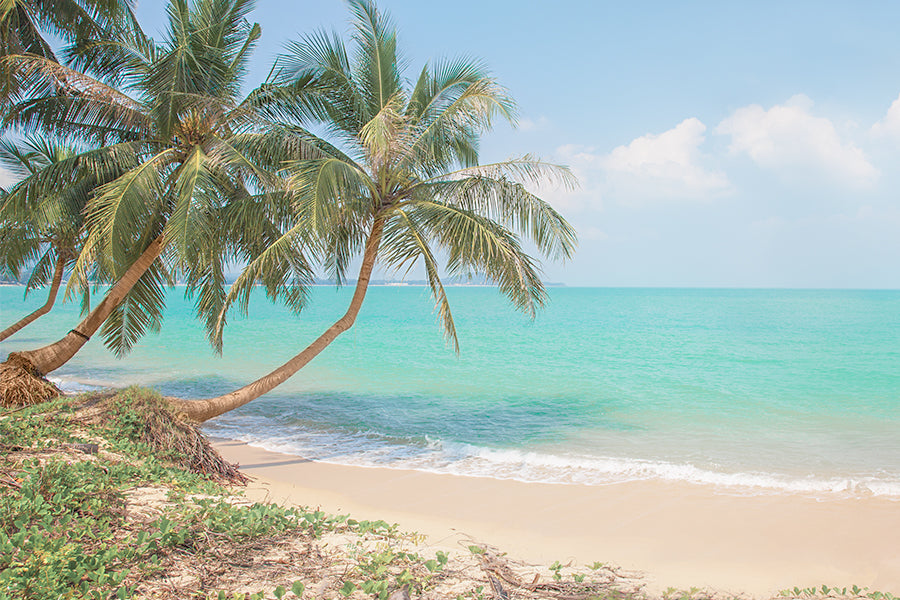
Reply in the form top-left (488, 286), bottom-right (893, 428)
top-left (169, 218), bottom-right (385, 423)
top-left (6, 235), bottom-right (166, 375)
top-left (0, 253), bottom-right (66, 342)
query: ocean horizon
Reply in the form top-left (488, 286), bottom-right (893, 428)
top-left (2, 285), bottom-right (898, 499)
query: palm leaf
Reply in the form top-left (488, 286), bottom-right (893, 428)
top-left (83, 148), bottom-right (172, 269)
top-left (98, 257), bottom-right (168, 357)
top-left (347, 0), bottom-right (402, 119)
top-left (381, 208), bottom-right (459, 351)
top-left (409, 199), bottom-right (547, 317)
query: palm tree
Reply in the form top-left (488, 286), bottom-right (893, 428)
top-left (0, 0), bottom-right (322, 387)
top-left (0, 135), bottom-right (95, 341)
top-left (168, 0), bottom-right (577, 422)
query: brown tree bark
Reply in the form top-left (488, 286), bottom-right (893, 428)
top-left (7, 235), bottom-right (166, 375)
top-left (169, 218), bottom-right (385, 423)
top-left (0, 252), bottom-right (66, 341)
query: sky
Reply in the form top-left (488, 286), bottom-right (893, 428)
top-left (5, 0), bottom-right (900, 288)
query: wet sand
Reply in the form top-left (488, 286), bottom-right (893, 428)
top-left (212, 439), bottom-right (900, 597)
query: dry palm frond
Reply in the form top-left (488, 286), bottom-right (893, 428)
top-left (84, 389), bottom-right (248, 484)
top-left (0, 354), bottom-right (61, 408)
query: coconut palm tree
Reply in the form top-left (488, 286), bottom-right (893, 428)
top-left (0, 135), bottom-right (97, 341)
top-left (0, 0), bottom-right (323, 388)
top-left (168, 0), bottom-right (577, 422)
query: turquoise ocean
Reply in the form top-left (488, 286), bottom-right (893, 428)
top-left (2, 286), bottom-right (899, 498)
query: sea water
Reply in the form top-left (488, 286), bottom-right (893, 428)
top-left (2, 286), bottom-right (898, 498)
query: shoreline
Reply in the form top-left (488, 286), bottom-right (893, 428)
top-left (201, 431), bottom-right (900, 499)
top-left (212, 438), bottom-right (900, 598)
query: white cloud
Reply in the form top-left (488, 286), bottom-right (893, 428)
top-left (716, 95), bottom-right (877, 185)
top-left (601, 118), bottom-right (730, 196)
top-left (518, 116), bottom-right (550, 132)
top-left (869, 96), bottom-right (900, 141)
top-left (553, 118), bottom-right (731, 207)
top-left (871, 93), bottom-right (900, 138)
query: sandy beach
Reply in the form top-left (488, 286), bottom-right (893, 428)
top-left (212, 439), bottom-right (900, 597)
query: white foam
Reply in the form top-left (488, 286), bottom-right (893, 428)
top-left (204, 420), bottom-right (900, 500)
top-left (48, 376), bottom-right (106, 394)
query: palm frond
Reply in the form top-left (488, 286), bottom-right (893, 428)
top-left (406, 56), bottom-right (490, 123)
top-left (1, 3), bottom-right (56, 60)
top-left (411, 199), bottom-right (547, 317)
top-left (3, 52), bottom-right (143, 109)
top-left (98, 257), bottom-right (168, 357)
top-left (0, 141), bottom-right (143, 229)
top-left (83, 148), bottom-right (172, 269)
top-left (162, 145), bottom-right (216, 266)
top-left (23, 245), bottom-right (55, 292)
top-left (239, 73), bottom-right (328, 127)
top-left (6, 94), bottom-right (151, 144)
top-left (0, 222), bottom-right (40, 277)
top-left (347, 0), bottom-right (402, 119)
top-left (417, 158), bottom-right (578, 261)
top-left (211, 218), bottom-right (315, 352)
top-left (0, 137), bottom-right (41, 177)
top-left (399, 77), bottom-right (517, 175)
top-left (63, 4), bottom-right (153, 88)
top-left (288, 156), bottom-right (374, 233)
top-left (381, 209), bottom-right (458, 351)
top-left (272, 28), bottom-right (366, 139)
top-left (358, 91), bottom-right (408, 169)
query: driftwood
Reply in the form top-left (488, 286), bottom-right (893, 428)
top-left (470, 543), bottom-right (645, 600)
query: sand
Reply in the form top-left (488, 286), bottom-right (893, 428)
top-left (211, 439), bottom-right (900, 598)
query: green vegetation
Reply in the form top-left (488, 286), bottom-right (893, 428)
top-left (0, 135), bottom-right (92, 342)
top-left (1, 0), bottom-right (324, 380)
top-left (0, 391), bottom-right (454, 599)
top-left (779, 587), bottom-right (898, 600)
top-left (1, 390), bottom-right (897, 599)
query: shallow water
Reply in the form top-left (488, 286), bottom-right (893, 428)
top-left (2, 285), bottom-right (898, 497)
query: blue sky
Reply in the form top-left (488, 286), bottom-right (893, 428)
top-left (6, 1), bottom-right (900, 287)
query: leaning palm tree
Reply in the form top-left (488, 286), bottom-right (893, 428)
top-left (0, 135), bottom-right (96, 341)
top-left (0, 0), bottom-right (321, 393)
top-left (168, 0), bottom-right (577, 422)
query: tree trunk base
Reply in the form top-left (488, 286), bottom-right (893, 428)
top-left (81, 388), bottom-right (249, 484)
top-left (0, 354), bottom-right (62, 408)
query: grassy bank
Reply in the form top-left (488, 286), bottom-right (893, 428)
top-left (0, 388), bottom-right (896, 600)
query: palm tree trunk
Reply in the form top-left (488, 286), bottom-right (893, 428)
top-left (6, 235), bottom-right (166, 375)
top-left (169, 218), bottom-right (385, 423)
top-left (0, 253), bottom-right (67, 342)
